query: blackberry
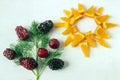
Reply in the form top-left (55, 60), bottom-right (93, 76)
top-left (38, 20), bottom-right (53, 34)
top-left (19, 57), bottom-right (38, 70)
top-left (15, 26), bottom-right (29, 40)
top-left (3, 48), bottom-right (16, 60)
top-left (48, 58), bottom-right (64, 70)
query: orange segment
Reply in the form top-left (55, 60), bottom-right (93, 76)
top-left (96, 37), bottom-right (109, 48)
top-left (95, 26), bottom-right (110, 39)
top-left (69, 17), bottom-right (76, 25)
top-left (63, 34), bottom-right (74, 47)
top-left (64, 9), bottom-right (73, 18)
top-left (71, 8), bottom-right (83, 20)
top-left (71, 32), bottom-right (84, 47)
top-left (62, 25), bottom-right (77, 35)
top-left (97, 15), bottom-right (109, 22)
top-left (71, 8), bottom-right (79, 16)
top-left (95, 7), bottom-right (103, 16)
top-left (74, 15), bottom-right (83, 21)
top-left (78, 3), bottom-right (85, 13)
top-left (80, 42), bottom-right (89, 57)
top-left (54, 22), bottom-right (69, 28)
top-left (84, 5), bottom-right (94, 18)
top-left (94, 17), bottom-right (101, 25)
top-left (103, 22), bottom-right (117, 29)
top-left (85, 31), bottom-right (95, 48)
top-left (61, 17), bottom-right (70, 22)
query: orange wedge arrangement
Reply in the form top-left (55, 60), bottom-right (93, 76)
top-left (54, 3), bottom-right (117, 58)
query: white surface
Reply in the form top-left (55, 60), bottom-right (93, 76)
top-left (0, 0), bottom-right (120, 80)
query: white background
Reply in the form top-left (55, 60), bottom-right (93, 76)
top-left (0, 0), bottom-right (120, 80)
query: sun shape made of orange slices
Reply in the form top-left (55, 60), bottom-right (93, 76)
top-left (54, 3), bottom-right (117, 58)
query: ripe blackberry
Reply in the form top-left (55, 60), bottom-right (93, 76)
top-left (49, 38), bottom-right (60, 49)
top-left (15, 26), bottom-right (29, 40)
top-left (19, 57), bottom-right (38, 70)
top-left (38, 20), bottom-right (53, 34)
top-left (3, 48), bottom-right (16, 60)
top-left (48, 58), bottom-right (64, 70)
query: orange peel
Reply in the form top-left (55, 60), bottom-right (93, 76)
top-left (54, 3), bottom-right (117, 57)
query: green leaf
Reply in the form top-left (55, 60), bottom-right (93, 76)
top-left (14, 59), bottom-right (19, 65)
top-left (10, 44), bottom-right (23, 58)
top-left (30, 21), bottom-right (39, 35)
top-left (10, 40), bottom-right (34, 58)
top-left (38, 34), bottom-right (49, 48)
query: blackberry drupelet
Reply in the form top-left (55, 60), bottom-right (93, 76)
top-left (48, 58), bottom-right (64, 70)
top-left (3, 48), bottom-right (16, 60)
top-left (19, 57), bottom-right (38, 70)
top-left (38, 20), bottom-right (53, 34)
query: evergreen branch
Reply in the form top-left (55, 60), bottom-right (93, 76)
top-left (8, 21), bottom-right (63, 80)
top-left (30, 21), bottom-right (39, 35)
top-left (38, 34), bottom-right (49, 48)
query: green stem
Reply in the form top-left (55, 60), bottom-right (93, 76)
top-left (38, 65), bottom-right (46, 79)
top-left (34, 38), bottom-right (39, 80)
top-left (36, 68), bottom-right (39, 80)
top-left (32, 70), bottom-right (36, 75)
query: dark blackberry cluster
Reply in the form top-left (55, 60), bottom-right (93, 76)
top-left (3, 48), bottom-right (16, 60)
top-left (38, 20), bottom-right (53, 34)
top-left (19, 57), bottom-right (38, 70)
top-left (48, 58), bottom-right (64, 70)
top-left (15, 26), bottom-right (29, 40)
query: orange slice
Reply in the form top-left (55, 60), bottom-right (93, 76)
top-left (71, 8), bottom-right (83, 20)
top-left (63, 34), bottom-right (74, 47)
top-left (95, 7), bottom-right (103, 16)
top-left (69, 17), bottom-right (76, 25)
top-left (62, 25), bottom-right (77, 35)
top-left (61, 17), bottom-right (70, 22)
top-left (94, 17), bottom-right (101, 25)
top-left (95, 26), bottom-right (110, 39)
top-left (64, 9), bottom-right (73, 18)
top-left (54, 22), bottom-right (69, 28)
top-left (96, 15), bottom-right (109, 22)
top-left (96, 37), bottom-right (109, 48)
top-left (84, 5), bottom-right (94, 18)
top-left (78, 3), bottom-right (85, 13)
top-left (85, 31), bottom-right (95, 48)
top-left (71, 32), bottom-right (84, 47)
top-left (102, 22), bottom-right (117, 29)
top-left (80, 42), bottom-right (89, 57)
